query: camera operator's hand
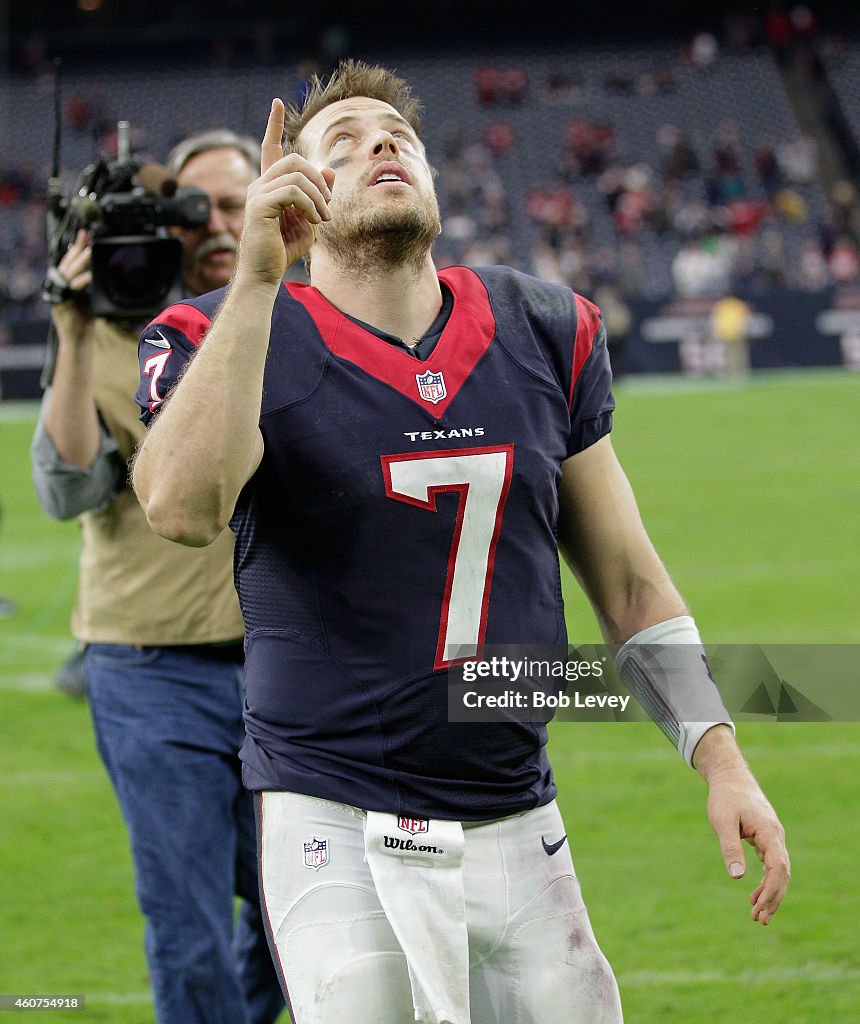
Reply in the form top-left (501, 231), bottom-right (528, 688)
top-left (50, 230), bottom-right (94, 341)
top-left (43, 229), bottom-right (102, 468)
top-left (234, 99), bottom-right (333, 287)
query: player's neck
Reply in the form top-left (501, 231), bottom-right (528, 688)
top-left (311, 255), bottom-right (443, 345)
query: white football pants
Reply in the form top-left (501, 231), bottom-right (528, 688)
top-left (257, 792), bottom-right (623, 1024)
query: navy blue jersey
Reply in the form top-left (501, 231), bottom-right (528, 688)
top-left (137, 266), bottom-right (614, 819)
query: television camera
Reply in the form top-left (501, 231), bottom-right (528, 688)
top-left (42, 119), bottom-right (210, 320)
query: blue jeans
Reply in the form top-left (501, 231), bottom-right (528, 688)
top-left (87, 644), bottom-right (285, 1024)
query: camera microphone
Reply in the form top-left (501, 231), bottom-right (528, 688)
top-left (137, 163), bottom-right (178, 198)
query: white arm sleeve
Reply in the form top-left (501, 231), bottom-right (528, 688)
top-left (615, 615), bottom-right (735, 767)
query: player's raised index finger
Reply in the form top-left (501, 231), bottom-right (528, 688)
top-left (261, 98), bottom-right (286, 174)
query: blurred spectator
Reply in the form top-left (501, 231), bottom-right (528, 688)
top-left (794, 238), bottom-right (830, 290)
top-left (658, 124), bottom-right (700, 181)
top-left (474, 65), bottom-right (528, 106)
top-left (711, 294), bottom-right (753, 375)
top-left (544, 68), bottom-right (585, 105)
top-left (593, 284), bottom-right (632, 377)
top-left (668, 193), bottom-right (715, 238)
top-left (475, 180), bottom-right (511, 235)
top-left (638, 65), bottom-right (676, 95)
top-left (463, 235), bottom-right (516, 268)
top-left (707, 123), bottom-right (747, 204)
top-left (686, 31), bottom-right (720, 70)
top-left (617, 241), bottom-right (648, 298)
top-left (773, 187), bottom-right (808, 223)
top-left (776, 134), bottom-right (817, 184)
top-left (827, 236), bottom-right (860, 284)
top-left (65, 90), bottom-right (111, 138)
top-left (724, 12), bottom-right (761, 49)
top-left (790, 4), bottom-right (818, 44)
top-left (765, 6), bottom-right (794, 64)
top-left (565, 119), bottom-right (615, 176)
top-left (531, 239), bottom-right (571, 286)
top-left (484, 121), bottom-right (516, 157)
top-left (671, 234), bottom-right (734, 296)
top-left (817, 181), bottom-right (860, 257)
top-left (441, 204), bottom-right (476, 246)
top-left (612, 165), bottom-right (656, 237)
top-left (723, 198), bottom-right (771, 236)
top-left (601, 64), bottom-right (674, 96)
top-left (525, 180), bottom-right (588, 239)
top-left (829, 180), bottom-right (860, 241)
top-left (754, 228), bottom-right (789, 290)
top-left (754, 142), bottom-right (784, 198)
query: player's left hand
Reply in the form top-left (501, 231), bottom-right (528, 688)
top-left (706, 769), bottom-right (790, 925)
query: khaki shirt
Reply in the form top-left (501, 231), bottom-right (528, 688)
top-left (71, 319), bottom-right (244, 645)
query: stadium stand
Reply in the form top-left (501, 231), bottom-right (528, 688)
top-left (2, 6), bottom-right (860, 383)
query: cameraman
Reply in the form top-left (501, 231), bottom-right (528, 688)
top-left (30, 131), bottom-right (285, 1024)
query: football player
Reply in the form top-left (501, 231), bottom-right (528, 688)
top-left (133, 60), bottom-right (789, 1024)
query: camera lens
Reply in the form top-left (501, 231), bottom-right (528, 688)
top-left (90, 236), bottom-right (183, 316)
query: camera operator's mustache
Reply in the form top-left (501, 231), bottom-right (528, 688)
top-left (195, 234), bottom-right (238, 262)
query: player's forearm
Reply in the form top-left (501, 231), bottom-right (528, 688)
top-left (575, 527), bottom-right (688, 646)
top-left (43, 319), bottom-right (102, 468)
top-left (596, 562), bottom-right (688, 647)
top-left (691, 723), bottom-right (754, 782)
top-left (133, 275), bottom-right (275, 545)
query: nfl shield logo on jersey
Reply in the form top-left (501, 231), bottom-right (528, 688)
top-left (416, 369), bottom-right (447, 405)
top-left (398, 816), bottom-right (429, 835)
top-left (303, 836), bottom-right (329, 870)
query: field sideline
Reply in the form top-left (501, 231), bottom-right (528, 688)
top-left (1, 369), bottom-right (858, 1022)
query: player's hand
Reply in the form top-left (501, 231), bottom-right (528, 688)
top-left (235, 98), bottom-right (334, 286)
top-left (49, 229), bottom-right (94, 340)
top-left (706, 768), bottom-right (790, 925)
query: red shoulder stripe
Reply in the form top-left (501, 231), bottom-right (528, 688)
top-left (569, 293), bottom-right (601, 408)
top-left (146, 305), bottom-right (212, 349)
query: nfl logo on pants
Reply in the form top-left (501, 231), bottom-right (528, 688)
top-left (303, 836), bottom-right (329, 870)
top-left (398, 816), bottom-right (429, 835)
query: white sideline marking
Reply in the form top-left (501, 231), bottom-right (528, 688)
top-left (0, 634), bottom-right (76, 652)
top-left (616, 366), bottom-right (857, 397)
top-left (619, 963), bottom-right (860, 986)
top-left (80, 961), bottom-right (860, 1004)
top-left (0, 546), bottom-right (80, 571)
top-left (0, 672), bottom-right (60, 692)
top-left (84, 993), bottom-right (152, 1005)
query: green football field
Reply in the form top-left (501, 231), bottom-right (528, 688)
top-left (1, 369), bottom-right (858, 1023)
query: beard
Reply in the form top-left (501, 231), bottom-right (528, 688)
top-left (318, 187), bottom-right (441, 277)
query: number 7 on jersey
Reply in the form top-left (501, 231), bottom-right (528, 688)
top-left (381, 445), bottom-right (514, 669)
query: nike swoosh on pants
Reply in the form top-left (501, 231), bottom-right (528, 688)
top-left (541, 834), bottom-right (567, 856)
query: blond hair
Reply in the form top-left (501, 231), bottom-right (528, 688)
top-left (284, 59), bottom-right (423, 154)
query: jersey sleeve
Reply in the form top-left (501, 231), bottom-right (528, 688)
top-left (566, 293), bottom-right (615, 458)
top-left (136, 302), bottom-right (213, 426)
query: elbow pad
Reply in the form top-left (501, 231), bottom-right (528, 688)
top-left (615, 615), bottom-right (734, 766)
